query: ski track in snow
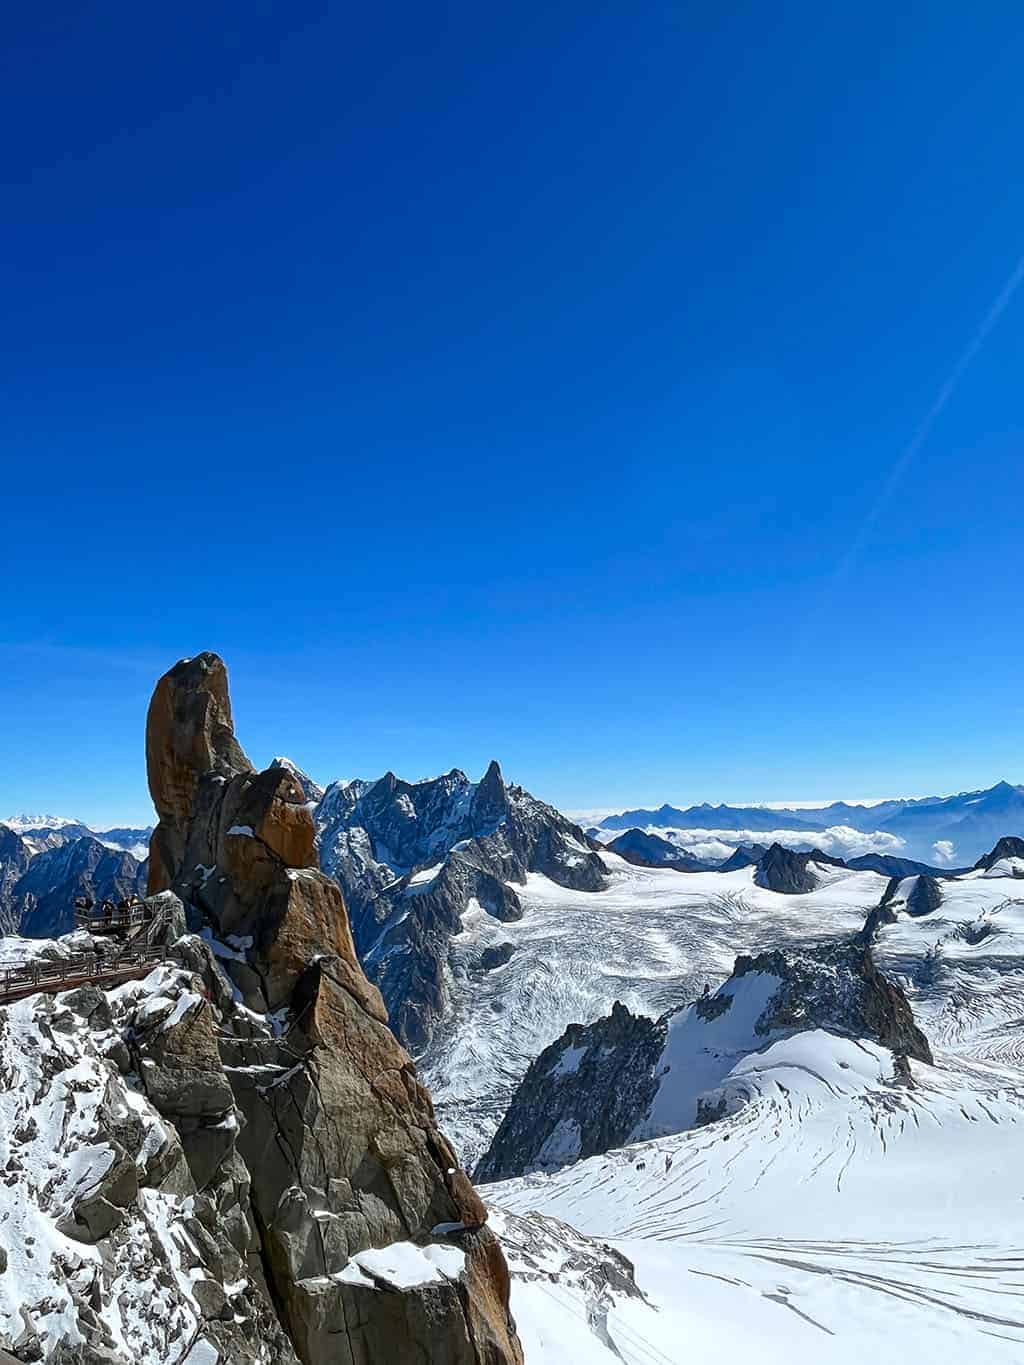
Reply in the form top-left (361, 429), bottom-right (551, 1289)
top-left (459, 860), bottom-right (1024, 1363)
top-left (488, 1032), bottom-right (1024, 1362)
top-left (422, 856), bottom-right (889, 1167)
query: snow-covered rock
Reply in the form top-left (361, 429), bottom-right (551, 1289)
top-left (477, 940), bottom-right (930, 1180)
top-left (315, 761), bottom-right (608, 1050)
top-left (420, 856), bottom-right (892, 1167)
top-left (0, 961), bottom-right (296, 1363)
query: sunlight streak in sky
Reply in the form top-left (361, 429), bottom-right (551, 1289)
top-left (837, 251), bottom-right (1024, 579)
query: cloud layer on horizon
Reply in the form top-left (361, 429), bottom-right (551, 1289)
top-left (597, 824), bottom-right (909, 863)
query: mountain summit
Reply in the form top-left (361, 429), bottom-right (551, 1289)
top-left (317, 761), bottom-right (607, 1050)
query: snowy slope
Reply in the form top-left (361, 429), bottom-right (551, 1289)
top-left (488, 1029), bottom-right (1024, 1363)
top-left (0, 962), bottom-right (284, 1362)
top-left (873, 866), bottom-right (1024, 1071)
top-left (477, 844), bottom-right (1024, 1364)
top-left (422, 854), bottom-right (889, 1166)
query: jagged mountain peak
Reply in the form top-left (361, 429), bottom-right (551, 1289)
top-left (268, 756), bottom-right (325, 803)
top-left (476, 939), bottom-right (930, 1181)
top-left (316, 760), bottom-right (607, 1050)
top-left (142, 651), bottom-right (523, 1364)
top-left (754, 842), bottom-right (838, 894)
top-left (978, 834), bottom-right (1024, 863)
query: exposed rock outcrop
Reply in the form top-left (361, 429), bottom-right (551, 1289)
top-left (475, 1003), bottom-right (667, 1183)
top-left (730, 942), bottom-right (932, 1065)
top-left (846, 852), bottom-right (960, 878)
top-left (974, 835), bottom-right (1024, 874)
top-left (717, 843), bottom-right (767, 871)
top-left (0, 956), bottom-right (297, 1363)
top-left (316, 761), bottom-right (607, 1052)
top-left (476, 940), bottom-right (930, 1180)
top-left (861, 873), bottom-right (945, 943)
top-left (753, 843), bottom-right (843, 894)
top-left (146, 652), bottom-right (523, 1365)
top-left (602, 829), bottom-right (710, 872)
top-left (884, 873), bottom-right (943, 917)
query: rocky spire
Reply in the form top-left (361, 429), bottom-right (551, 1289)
top-left (144, 653), bottom-right (523, 1365)
top-left (146, 652), bottom-right (253, 893)
top-left (470, 759), bottom-right (508, 832)
top-left (753, 842), bottom-right (819, 894)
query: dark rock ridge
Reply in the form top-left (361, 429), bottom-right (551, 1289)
top-left (860, 873), bottom-right (944, 945)
top-left (846, 852), bottom-right (965, 878)
top-left (717, 843), bottom-right (767, 871)
top-left (316, 759), bottom-right (608, 1052)
top-left (861, 838), bottom-right (1024, 944)
top-left (753, 842), bottom-right (844, 894)
top-left (0, 824), bottom-right (32, 932)
top-left (974, 835), bottom-right (1024, 872)
top-left (146, 652), bottom-right (523, 1365)
top-left (885, 873), bottom-right (943, 917)
top-left (475, 1003), bottom-right (668, 1183)
top-left (730, 942), bottom-right (932, 1065)
top-left (476, 940), bottom-right (931, 1181)
top-left (14, 836), bottom-right (147, 936)
top-left (602, 828), bottom-right (711, 872)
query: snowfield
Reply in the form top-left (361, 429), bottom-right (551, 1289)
top-left (422, 855), bottom-right (890, 1166)
top-left (874, 868), bottom-right (1024, 1071)
top-left (488, 1029), bottom-right (1024, 1363)
top-left (3, 817), bottom-right (1024, 1361)
top-left (476, 860), bottom-right (1024, 1364)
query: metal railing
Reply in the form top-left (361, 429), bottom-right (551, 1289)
top-left (0, 944), bottom-right (171, 1005)
top-left (0, 901), bottom-right (174, 1005)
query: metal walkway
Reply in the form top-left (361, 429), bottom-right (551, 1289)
top-left (0, 900), bottom-right (173, 1006)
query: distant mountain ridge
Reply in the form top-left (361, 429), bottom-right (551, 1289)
top-left (315, 761), bottom-right (608, 1051)
top-left (596, 781), bottom-right (1024, 864)
top-left (599, 802), bottom-right (822, 832)
top-left (0, 818), bottom-right (152, 932)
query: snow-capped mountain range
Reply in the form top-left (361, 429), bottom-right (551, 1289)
top-left (592, 779), bottom-right (1024, 866)
top-left (2, 814), bottom-right (152, 859)
top-left (6, 757), bottom-right (1024, 1362)
top-left (0, 817), bottom-right (152, 934)
top-left (312, 760), bottom-right (605, 1051)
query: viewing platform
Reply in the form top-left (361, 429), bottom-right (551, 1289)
top-left (0, 896), bottom-right (176, 1007)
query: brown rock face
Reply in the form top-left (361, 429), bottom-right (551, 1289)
top-left (145, 652), bottom-right (523, 1365)
top-left (146, 652), bottom-right (253, 894)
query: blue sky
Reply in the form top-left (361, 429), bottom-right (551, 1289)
top-left (3, 3), bottom-right (1024, 825)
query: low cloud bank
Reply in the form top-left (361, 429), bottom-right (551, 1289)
top-left (598, 824), bottom-right (909, 863)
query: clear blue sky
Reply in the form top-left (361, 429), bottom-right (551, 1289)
top-left (3, 2), bottom-right (1023, 825)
